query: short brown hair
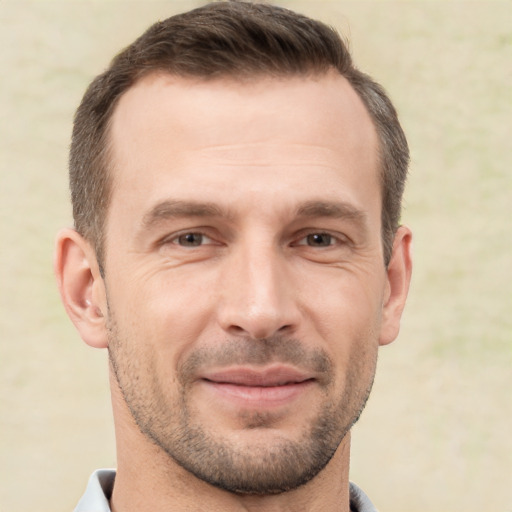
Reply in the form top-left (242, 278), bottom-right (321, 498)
top-left (70, 1), bottom-right (409, 268)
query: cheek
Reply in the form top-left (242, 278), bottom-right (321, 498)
top-left (300, 268), bottom-right (384, 395)
top-left (106, 269), bottom-right (217, 363)
top-left (303, 267), bottom-right (386, 341)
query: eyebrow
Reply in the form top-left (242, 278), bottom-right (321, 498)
top-left (295, 200), bottom-right (367, 223)
top-left (140, 198), bottom-right (367, 232)
top-left (141, 200), bottom-right (230, 230)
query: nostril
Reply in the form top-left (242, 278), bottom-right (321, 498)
top-left (229, 325), bottom-right (246, 335)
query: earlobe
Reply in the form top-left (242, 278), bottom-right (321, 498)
top-left (379, 225), bottom-right (413, 346)
top-left (54, 228), bottom-right (109, 349)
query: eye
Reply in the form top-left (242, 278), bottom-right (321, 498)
top-left (306, 233), bottom-right (333, 247)
top-left (296, 232), bottom-right (335, 247)
top-left (173, 232), bottom-right (211, 247)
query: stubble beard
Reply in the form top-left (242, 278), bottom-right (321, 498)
top-left (107, 317), bottom-right (377, 495)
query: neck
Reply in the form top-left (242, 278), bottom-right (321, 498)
top-left (110, 377), bottom-right (352, 512)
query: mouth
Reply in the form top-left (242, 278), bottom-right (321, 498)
top-left (198, 366), bottom-right (316, 406)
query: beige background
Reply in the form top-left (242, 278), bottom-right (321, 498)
top-left (1, 1), bottom-right (511, 511)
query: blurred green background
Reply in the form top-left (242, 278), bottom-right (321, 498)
top-left (1, 1), bottom-right (510, 511)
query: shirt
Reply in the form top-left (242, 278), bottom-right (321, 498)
top-left (74, 469), bottom-right (378, 512)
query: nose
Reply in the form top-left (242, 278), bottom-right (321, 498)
top-left (217, 242), bottom-right (301, 340)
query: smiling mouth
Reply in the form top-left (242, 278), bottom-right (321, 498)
top-left (199, 366), bottom-right (316, 405)
top-left (202, 365), bottom-right (313, 385)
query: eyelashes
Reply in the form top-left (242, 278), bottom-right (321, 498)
top-left (161, 228), bottom-right (350, 254)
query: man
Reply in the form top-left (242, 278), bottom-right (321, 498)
top-left (55, 2), bottom-right (412, 511)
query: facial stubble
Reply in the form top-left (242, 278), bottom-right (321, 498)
top-left (107, 315), bottom-right (377, 495)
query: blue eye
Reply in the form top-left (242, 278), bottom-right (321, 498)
top-left (176, 233), bottom-right (205, 246)
top-left (305, 233), bottom-right (333, 247)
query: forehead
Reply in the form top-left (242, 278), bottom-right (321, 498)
top-left (110, 71), bottom-right (377, 156)
top-left (107, 71), bottom-right (380, 221)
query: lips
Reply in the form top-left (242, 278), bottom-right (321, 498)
top-left (198, 366), bottom-right (315, 406)
top-left (201, 366), bottom-right (313, 387)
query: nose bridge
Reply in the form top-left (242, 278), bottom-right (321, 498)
top-left (218, 235), bottom-right (298, 339)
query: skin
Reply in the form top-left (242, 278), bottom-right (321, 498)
top-left (55, 71), bottom-right (412, 512)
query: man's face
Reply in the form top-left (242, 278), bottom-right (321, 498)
top-left (103, 72), bottom-right (390, 493)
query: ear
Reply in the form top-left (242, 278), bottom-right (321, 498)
top-left (379, 225), bottom-right (413, 346)
top-left (54, 228), bottom-right (109, 349)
